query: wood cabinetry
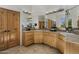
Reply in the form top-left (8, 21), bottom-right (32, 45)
top-left (0, 8), bottom-right (7, 50)
top-left (56, 39), bottom-right (65, 53)
top-left (56, 33), bottom-right (79, 54)
top-left (23, 31), bottom-right (57, 48)
top-left (34, 31), bottom-right (43, 43)
top-left (7, 10), bottom-right (20, 48)
top-left (0, 8), bottom-right (20, 50)
top-left (43, 32), bottom-right (48, 44)
top-left (48, 19), bottom-right (52, 29)
top-left (22, 30), bottom-right (79, 54)
top-left (39, 21), bottom-right (45, 29)
top-left (65, 41), bottom-right (79, 54)
top-left (56, 34), bottom-right (66, 53)
top-left (0, 32), bottom-right (7, 50)
top-left (44, 32), bottom-right (57, 47)
top-left (23, 31), bottom-right (34, 46)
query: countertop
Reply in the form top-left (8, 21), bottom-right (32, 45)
top-left (59, 32), bottom-right (79, 44)
top-left (22, 29), bottom-right (57, 32)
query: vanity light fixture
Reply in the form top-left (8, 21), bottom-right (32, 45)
top-left (46, 8), bottom-right (64, 15)
top-left (23, 10), bottom-right (31, 15)
top-left (22, 10), bottom-right (32, 19)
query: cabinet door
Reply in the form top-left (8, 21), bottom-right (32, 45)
top-left (43, 32), bottom-right (48, 43)
top-left (43, 33), bottom-right (49, 44)
top-left (0, 8), bottom-right (7, 50)
top-left (0, 32), bottom-right (8, 50)
top-left (44, 32), bottom-right (57, 47)
top-left (47, 36), bottom-right (56, 47)
top-left (34, 31), bottom-right (43, 43)
top-left (7, 31), bottom-right (18, 48)
top-left (65, 41), bottom-right (79, 54)
top-left (48, 19), bottom-right (52, 29)
top-left (44, 36), bottom-right (56, 47)
top-left (7, 11), bottom-right (19, 48)
top-left (13, 12), bottom-right (20, 45)
top-left (23, 32), bottom-right (33, 46)
top-left (56, 39), bottom-right (65, 53)
top-left (0, 9), bottom-right (8, 32)
top-left (39, 21), bottom-right (45, 29)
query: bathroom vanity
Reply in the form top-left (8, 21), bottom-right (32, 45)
top-left (22, 30), bottom-right (79, 54)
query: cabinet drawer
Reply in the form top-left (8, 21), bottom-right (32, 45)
top-left (24, 39), bottom-right (33, 43)
top-left (24, 40), bottom-right (33, 46)
top-left (25, 36), bottom-right (33, 41)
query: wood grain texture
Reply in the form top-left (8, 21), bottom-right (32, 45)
top-left (7, 10), bottom-right (20, 48)
top-left (0, 8), bottom-right (20, 50)
top-left (56, 39), bottom-right (66, 53)
top-left (65, 41), bottom-right (79, 54)
top-left (48, 19), bottom-right (52, 29)
top-left (34, 31), bottom-right (43, 43)
top-left (39, 21), bottom-right (45, 29)
top-left (0, 8), bottom-right (8, 50)
top-left (23, 31), bottom-right (34, 46)
top-left (43, 32), bottom-right (57, 48)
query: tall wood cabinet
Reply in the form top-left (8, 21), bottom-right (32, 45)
top-left (0, 8), bottom-right (8, 50)
top-left (39, 21), bottom-right (45, 29)
top-left (48, 19), bottom-right (52, 29)
top-left (0, 8), bottom-right (20, 50)
top-left (7, 10), bottom-right (20, 48)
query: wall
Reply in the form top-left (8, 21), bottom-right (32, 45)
top-left (32, 5), bottom-right (46, 29)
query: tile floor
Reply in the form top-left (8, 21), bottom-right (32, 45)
top-left (0, 44), bottom-right (61, 54)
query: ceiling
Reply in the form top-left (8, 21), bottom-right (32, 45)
top-left (0, 5), bottom-right (75, 15)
